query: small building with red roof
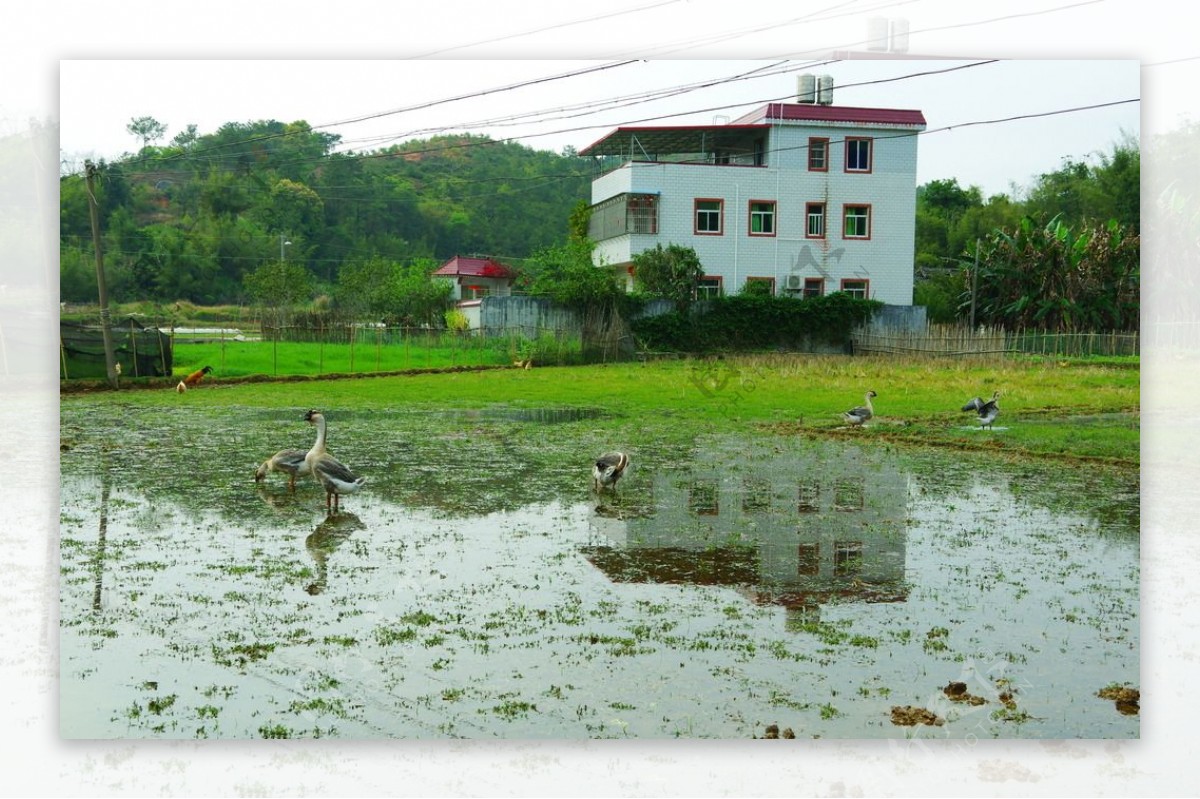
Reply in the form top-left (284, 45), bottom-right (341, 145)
top-left (432, 255), bottom-right (517, 302)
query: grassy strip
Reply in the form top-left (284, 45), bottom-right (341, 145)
top-left (61, 354), bottom-right (1139, 466)
top-left (169, 335), bottom-right (570, 377)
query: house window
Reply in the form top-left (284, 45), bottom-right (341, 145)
top-left (697, 276), bottom-right (723, 299)
top-left (803, 278), bottom-right (825, 298)
top-left (798, 481), bottom-right (820, 512)
top-left (743, 277), bottom-right (775, 296)
top-left (845, 137), bottom-right (873, 173)
top-left (465, 284), bottom-right (491, 299)
top-left (834, 480), bottom-right (864, 511)
top-left (797, 543), bottom-right (820, 576)
top-left (742, 477), bottom-right (772, 513)
top-left (689, 480), bottom-right (720, 516)
top-left (840, 278), bottom-right (870, 299)
top-left (694, 199), bottom-right (723, 235)
top-left (627, 194), bottom-right (658, 234)
top-left (749, 201), bottom-right (776, 236)
top-left (808, 138), bottom-right (829, 171)
top-left (834, 541), bottom-right (864, 576)
top-left (805, 202), bottom-right (826, 238)
top-left (843, 204), bottom-right (871, 239)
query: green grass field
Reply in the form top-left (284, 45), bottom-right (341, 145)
top-left (68, 353), bottom-right (1139, 467)
top-left (171, 331), bottom-right (583, 377)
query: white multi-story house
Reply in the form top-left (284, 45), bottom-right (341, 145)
top-left (579, 79), bottom-right (926, 304)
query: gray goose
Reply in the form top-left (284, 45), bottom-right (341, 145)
top-left (254, 448), bottom-right (311, 491)
top-left (842, 390), bottom-right (877, 427)
top-left (592, 451), bottom-right (629, 493)
top-left (962, 390), bottom-right (1001, 429)
top-left (303, 410), bottom-right (367, 511)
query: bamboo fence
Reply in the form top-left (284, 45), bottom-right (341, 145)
top-left (851, 324), bottom-right (1139, 359)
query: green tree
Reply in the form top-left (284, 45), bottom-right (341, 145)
top-left (633, 243), bottom-right (704, 313)
top-left (244, 259), bottom-right (314, 327)
top-left (970, 214), bottom-right (1139, 331)
top-left (524, 239), bottom-right (625, 313)
top-left (126, 116), bottom-right (167, 150)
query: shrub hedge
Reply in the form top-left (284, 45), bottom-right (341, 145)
top-left (630, 292), bottom-right (882, 352)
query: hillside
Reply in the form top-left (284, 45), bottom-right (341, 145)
top-left (60, 121), bottom-right (595, 304)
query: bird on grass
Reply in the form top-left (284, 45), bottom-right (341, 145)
top-left (176, 365), bottom-right (212, 392)
top-left (303, 409), bottom-right (367, 512)
top-left (842, 390), bottom-right (877, 428)
top-left (254, 448), bottom-right (311, 491)
top-left (592, 451), bottom-right (629, 494)
top-left (964, 391), bottom-right (1003, 429)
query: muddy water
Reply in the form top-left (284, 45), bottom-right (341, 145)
top-left (59, 404), bottom-right (1138, 739)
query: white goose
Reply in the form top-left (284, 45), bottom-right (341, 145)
top-left (592, 451), bottom-right (630, 493)
top-left (842, 390), bottom-right (877, 428)
top-left (303, 410), bottom-right (367, 511)
top-left (254, 448), bottom-right (311, 491)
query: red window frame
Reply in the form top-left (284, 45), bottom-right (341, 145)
top-left (839, 278), bottom-right (870, 299)
top-left (807, 137), bottom-right (829, 172)
top-left (803, 277), bottom-right (825, 298)
top-left (748, 200), bottom-right (777, 237)
top-left (805, 202), bottom-right (826, 239)
top-left (694, 198), bottom-right (724, 236)
top-left (697, 275), bottom-right (724, 299)
top-left (844, 137), bottom-right (873, 173)
top-left (842, 203), bottom-right (872, 240)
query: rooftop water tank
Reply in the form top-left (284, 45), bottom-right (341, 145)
top-left (817, 75), bottom-right (834, 105)
top-left (797, 73), bottom-right (817, 104)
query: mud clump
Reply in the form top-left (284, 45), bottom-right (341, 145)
top-left (890, 706), bottom-right (944, 727)
top-left (760, 723), bottom-right (796, 739)
top-left (1097, 685), bottom-right (1140, 715)
top-left (943, 681), bottom-right (987, 706)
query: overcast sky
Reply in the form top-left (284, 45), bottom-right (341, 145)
top-left (57, 57), bottom-right (1139, 198)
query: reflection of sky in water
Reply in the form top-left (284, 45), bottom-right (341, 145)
top-left (60, 429), bottom-right (1137, 739)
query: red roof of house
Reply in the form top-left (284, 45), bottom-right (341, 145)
top-left (734, 103), bottom-right (927, 127)
top-left (432, 256), bottom-right (515, 279)
top-left (580, 103), bottom-right (925, 158)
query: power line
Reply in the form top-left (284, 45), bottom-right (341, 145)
top-left (408, 0), bottom-right (688, 59)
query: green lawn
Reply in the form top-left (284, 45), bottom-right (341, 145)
top-left (68, 353), bottom-right (1139, 467)
top-left (171, 331), bottom-right (582, 377)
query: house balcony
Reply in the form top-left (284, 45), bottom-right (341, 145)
top-left (588, 192), bottom-right (660, 242)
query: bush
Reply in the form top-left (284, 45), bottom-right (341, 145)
top-left (631, 292), bottom-right (882, 352)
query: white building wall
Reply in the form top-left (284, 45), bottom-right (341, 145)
top-left (591, 118), bottom-right (920, 305)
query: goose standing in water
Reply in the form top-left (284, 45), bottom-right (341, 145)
top-left (842, 390), bottom-right (877, 428)
top-left (303, 410), bottom-right (367, 511)
top-left (254, 448), bottom-right (311, 491)
top-left (975, 392), bottom-right (1001, 430)
top-left (592, 451), bottom-right (629, 493)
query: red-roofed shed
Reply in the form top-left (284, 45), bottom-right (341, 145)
top-left (433, 255), bottom-right (517, 302)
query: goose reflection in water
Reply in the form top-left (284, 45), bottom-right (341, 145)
top-left (305, 512), bottom-right (365, 595)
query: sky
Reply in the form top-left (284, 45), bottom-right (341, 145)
top-left (4, 0), bottom-right (1200, 797)
top-left (57, 58), bottom-right (1141, 198)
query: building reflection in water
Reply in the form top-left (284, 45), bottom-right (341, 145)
top-left (582, 441), bottom-right (909, 628)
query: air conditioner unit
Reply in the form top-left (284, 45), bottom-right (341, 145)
top-left (786, 275), bottom-right (803, 290)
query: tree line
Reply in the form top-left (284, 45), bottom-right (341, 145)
top-left (60, 116), bottom-right (1140, 332)
top-left (60, 119), bottom-right (595, 307)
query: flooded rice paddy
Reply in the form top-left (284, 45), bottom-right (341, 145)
top-left (59, 403), bottom-right (1139, 739)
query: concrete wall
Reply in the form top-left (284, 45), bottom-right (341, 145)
top-left (478, 295), bottom-right (581, 337)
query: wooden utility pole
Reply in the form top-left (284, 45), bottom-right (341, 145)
top-left (969, 238), bottom-right (980, 330)
top-left (85, 161), bottom-right (119, 389)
